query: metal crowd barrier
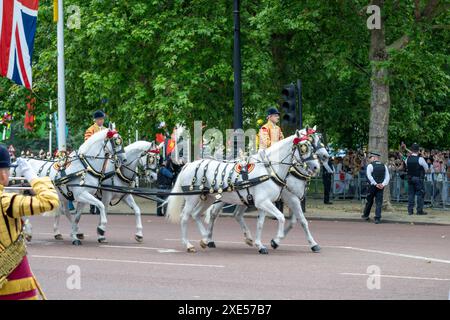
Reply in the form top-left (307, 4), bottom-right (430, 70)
top-left (307, 172), bottom-right (449, 209)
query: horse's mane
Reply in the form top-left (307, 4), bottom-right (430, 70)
top-left (78, 130), bottom-right (109, 154)
top-left (124, 141), bottom-right (153, 154)
top-left (264, 134), bottom-right (295, 156)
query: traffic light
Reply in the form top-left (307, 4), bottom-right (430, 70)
top-left (281, 84), bottom-right (297, 127)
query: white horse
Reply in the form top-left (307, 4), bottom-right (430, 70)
top-left (70, 141), bottom-right (159, 244)
top-left (204, 129), bottom-right (333, 253)
top-left (14, 129), bottom-right (127, 244)
top-left (166, 131), bottom-right (321, 253)
top-left (138, 146), bottom-right (159, 185)
top-left (170, 123), bottom-right (189, 166)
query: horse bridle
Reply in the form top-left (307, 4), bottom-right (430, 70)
top-left (308, 133), bottom-right (329, 162)
top-left (115, 149), bottom-right (159, 185)
top-left (78, 133), bottom-right (126, 181)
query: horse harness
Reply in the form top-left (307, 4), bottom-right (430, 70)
top-left (180, 139), bottom-right (317, 207)
top-left (53, 138), bottom-right (126, 201)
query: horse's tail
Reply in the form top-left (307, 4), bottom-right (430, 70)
top-left (166, 174), bottom-right (185, 224)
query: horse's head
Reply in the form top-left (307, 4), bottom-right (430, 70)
top-left (138, 144), bottom-right (160, 184)
top-left (105, 130), bottom-right (127, 165)
top-left (292, 130), bottom-right (321, 176)
top-left (171, 124), bottom-right (189, 165)
top-left (304, 126), bottom-right (333, 174)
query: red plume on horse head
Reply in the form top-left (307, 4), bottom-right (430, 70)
top-left (106, 130), bottom-right (118, 139)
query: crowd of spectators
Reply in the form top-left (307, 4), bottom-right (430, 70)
top-left (327, 145), bottom-right (449, 205)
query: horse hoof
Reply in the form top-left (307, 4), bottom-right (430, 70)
top-left (245, 238), bottom-right (254, 247)
top-left (187, 247), bottom-right (196, 253)
top-left (72, 240), bottom-right (82, 246)
top-left (311, 245), bottom-right (321, 253)
top-left (97, 227), bottom-right (105, 236)
top-left (207, 241), bottom-right (216, 248)
top-left (76, 233), bottom-right (84, 240)
top-left (54, 234), bottom-right (63, 240)
top-left (97, 237), bottom-right (108, 244)
top-left (199, 239), bottom-right (208, 249)
top-left (258, 247), bottom-right (269, 254)
top-left (135, 235), bottom-right (144, 243)
top-left (270, 239), bottom-right (279, 249)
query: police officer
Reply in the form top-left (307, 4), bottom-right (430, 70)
top-left (361, 151), bottom-right (390, 224)
top-left (405, 143), bottom-right (429, 215)
top-left (0, 146), bottom-right (60, 300)
top-left (258, 107), bottom-right (284, 151)
top-left (85, 110), bottom-right (107, 214)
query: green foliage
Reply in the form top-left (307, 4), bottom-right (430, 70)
top-left (0, 0), bottom-right (448, 151)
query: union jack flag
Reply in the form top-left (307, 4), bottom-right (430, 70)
top-left (0, 0), bottom-right (39, 89)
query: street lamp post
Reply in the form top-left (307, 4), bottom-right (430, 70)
top-left (297, 79), bottom-right (302, 129)
top-left (233, 0), bottom-right (243, 158)
top-left (57, 0), bottom-right (66, 152)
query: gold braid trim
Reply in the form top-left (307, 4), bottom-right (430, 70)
top-left (0, 235), bottom-right (27, 289)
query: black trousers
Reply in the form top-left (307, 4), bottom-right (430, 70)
top-left (275, 200), bottom-right (284, 214)
top-left (90, 204), bottom-right (99, 215)
top-left (407, 177), bottom-right (425, 213)
top-left (363, 185), bottom-right (384, 219)
top-left (157, 186), bottom-right (170, 216)
top-left (322, 173), bottom-right (332, 203)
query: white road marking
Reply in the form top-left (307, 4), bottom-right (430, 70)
top-left (30, 255), bottom-right (225, 268)
top-left (340, 273), bottom-right (450, 282)
top-left (157, 249), bottom-right (179, 253)
top-left (100, 245), bottom-right (180, 253)
top-left (164, 238), bottom-right (450, 264)
top-left (338, 246), bottom-right (450, 265)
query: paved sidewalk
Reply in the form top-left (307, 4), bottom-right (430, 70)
top-left (87, 197), bottom-right (450, 226)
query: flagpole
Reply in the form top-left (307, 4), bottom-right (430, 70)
top-left (49, 99), bottom-right (52, 155)
top-left (57, 0), bottom-right (66, 152)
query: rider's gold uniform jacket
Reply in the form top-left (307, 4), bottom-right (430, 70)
top-left (0, 177), bottom-right (60, 300)
top-left (84, 123), bottom-right (106, 141)
top-left (258, 121), bottom-right (284, 150)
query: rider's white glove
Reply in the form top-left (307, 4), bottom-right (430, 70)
top-left (17, 158), bottom-right (38, 183)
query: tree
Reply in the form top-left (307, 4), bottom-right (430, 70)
top-left (367, 0), bottom-right (449, 208)
top-left (1, 1), bottom-right (448, 155)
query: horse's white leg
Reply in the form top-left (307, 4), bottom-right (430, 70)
top-left (234, 206), bottom-right (253, 246)
top-left (284, 208), bottom-right (297, 237)
top-left (53, 203), bottom-right (66, 240)
top-left (205, 202), bottom-right (224, 247)
top-left (76, 192), bottom-right (107, 244)
top-left (256, 200), bottom-right (285, 250)
top-left (291, 198), bottom-right (320, 252)
top-left (71, 202), bottom-right (86, 242)
top-left (123, 194), bottom-right (144, 242)
top-left (63, 203), bottom-right (73, 230)
top-left (191, 198), bottom-right (215, 249)
top-left (180, 197), bottom-right (200, 253)
top-left (23, 218), bottom-right (33, 242)
top-left (254, 211), bottom-right (268, 254)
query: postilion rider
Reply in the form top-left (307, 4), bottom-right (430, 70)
top-left (0, 146), bottom-right (60, 300)
top-left (258, 107), bottom-right (285, 213)
top-left (84, 110), bottom-right (107, 214)
top-left (84, 110), bottom-right (107, 141)
top-left (258, 107), bottom-right (284, 151)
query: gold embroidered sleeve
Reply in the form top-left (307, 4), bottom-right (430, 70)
top-left (84, 127), bottom-right (94, 141)
top-left (4, 177), bottom-right (60, 218)
top-left (259, 128), bottom-right (270, 149)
